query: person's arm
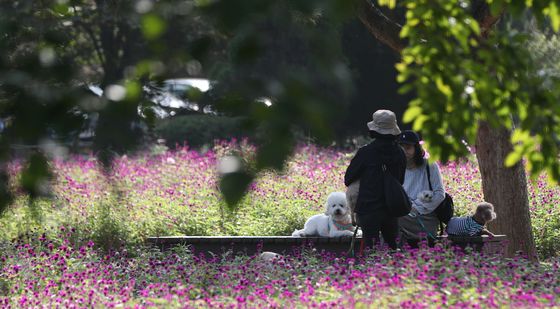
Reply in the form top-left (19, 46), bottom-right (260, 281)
top-left (414, 163), bottom-right (446, 214)
top-left (480, 228), bottom-right (495, 236)
top-left (344, 148), bottom-right (364, 187)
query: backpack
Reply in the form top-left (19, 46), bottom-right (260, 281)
top-left (425, 163), bottom-right (454, 226)
top-left (383, 164), bottom-right (412, 217)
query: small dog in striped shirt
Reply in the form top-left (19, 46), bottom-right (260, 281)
top-left (446, 202), bottom-right (497, 236)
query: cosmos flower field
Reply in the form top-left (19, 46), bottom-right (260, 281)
top-left (1, 141), bottom-right (559, 307)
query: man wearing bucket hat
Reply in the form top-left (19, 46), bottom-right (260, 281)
top-left (344, 110), bottom-right (407, 250)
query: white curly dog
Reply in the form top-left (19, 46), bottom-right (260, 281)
top-left (292, 192), bottom-right (360, 237)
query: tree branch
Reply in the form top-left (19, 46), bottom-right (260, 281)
top-left (357, 0), bottom-right (405, 53)
top-left (471, 0), bottom-right (502, 38)
top-left (73, 16), bottom-right (106, 68)
top-left (358, 0), bottom-right (502, 52)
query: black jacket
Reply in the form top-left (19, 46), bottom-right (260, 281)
top-left (344, 138), bottom-right (406, 214)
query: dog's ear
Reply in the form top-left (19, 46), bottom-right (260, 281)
top-left (325, 196), bottom-right (335, 212)
top-left (324, 203), bottom-right (333, 215)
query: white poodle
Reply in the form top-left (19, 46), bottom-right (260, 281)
top-left (417, 190), bottom-right (433, 203)
top-left (292, 192), bottom-right (359, 237)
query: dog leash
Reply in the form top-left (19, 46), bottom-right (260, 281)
top-left (347, 212), bottom-right (365, 257)
top-left (415, 215), bottom-right (437, 241)
top-left (347, 224), bottom-right (359, 257)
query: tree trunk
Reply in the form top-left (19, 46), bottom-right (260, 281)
top-left (475, 121), bottom-right (537, 260)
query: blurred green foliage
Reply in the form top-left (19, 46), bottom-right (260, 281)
top-left (1, 0), bottom-right (358, 212)
top-left (154, 115), bottom-right (248, 149)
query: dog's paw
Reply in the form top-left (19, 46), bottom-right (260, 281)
top-left (291, 230), bottom-right (303, 237)
top-left (355, 229), bottom-right (363, 237)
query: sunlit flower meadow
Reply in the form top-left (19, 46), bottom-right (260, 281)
top-left (1, 140), bottom-right (559, 307)
top-left (1, 234), bottom-right (559, 308)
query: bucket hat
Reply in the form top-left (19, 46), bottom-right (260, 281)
top-left (366, 109), bottom-right (401, 136)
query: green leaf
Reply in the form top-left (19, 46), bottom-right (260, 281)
top-left (125, 81), bottom-right (142, 101)
top-left (546, 2), bottom-right (560, 32)
top-left (142, 14), bottom-right (166, 40)
top-left (256, 134), bottom-right (294, 170)
top-left (435, 77), bottom-right (452, 98)
top-left (219, 172), bottom-right (253, 209)
top-left (403, 106), bottom-right (422, 123)
top-left (395, 62), bottom-right (407, 73)
top-left (412, 114), bottom-right (429, 131)
top-left (20, 153), bottom-right (52, 198)
top-left (488, 1), bottom-right (505, 16)
top-left (402, 54), bottom-right (414, 64)
top-left (400, 25), bottom-right (411, 38)
top-left (378, 0), bottom-right (397, 9)
top-left (53, 3), bottom-right (70, 15)
top-left (505, 150), bottom-right (523, 167)
top-left (0, 171), bottom-right (13, 215)
top-left (469, 19), bottom-right (481, 36)
top-left (511, 129), bottom-right (530, 143)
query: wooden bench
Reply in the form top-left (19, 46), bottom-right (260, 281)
top-left (440, 234), bottom-right (507, 255)
top-left (146, 235), bottom-right (507, 256)
top-left (146, 236), bottom-right (356, 255)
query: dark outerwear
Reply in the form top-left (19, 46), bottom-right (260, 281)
top-left (344, 137), bottom-right (406, 214)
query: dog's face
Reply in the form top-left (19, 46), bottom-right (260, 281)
top-left (418, 190), bottom-right (433, 202)
top-left (325, 192), bottom-right (350, 217)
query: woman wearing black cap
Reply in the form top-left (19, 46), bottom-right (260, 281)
top-left (344, 110), bottom-right (407, 250)
top-left (397, 130), bottom-right (446, 247)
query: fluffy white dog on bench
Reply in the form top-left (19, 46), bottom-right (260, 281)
top-left (292, 192), bottom-right (360, 237)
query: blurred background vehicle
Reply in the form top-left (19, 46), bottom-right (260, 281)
top-left (146, 78), bottom-right (216, 116)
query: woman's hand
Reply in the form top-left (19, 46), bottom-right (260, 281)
top-left (407, 206), bottom-right (421, 217)
top-left (480, 228), bottom-right (495, 236)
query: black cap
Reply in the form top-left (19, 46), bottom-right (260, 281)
top-left (398, 130), bottom-right (420, 145)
